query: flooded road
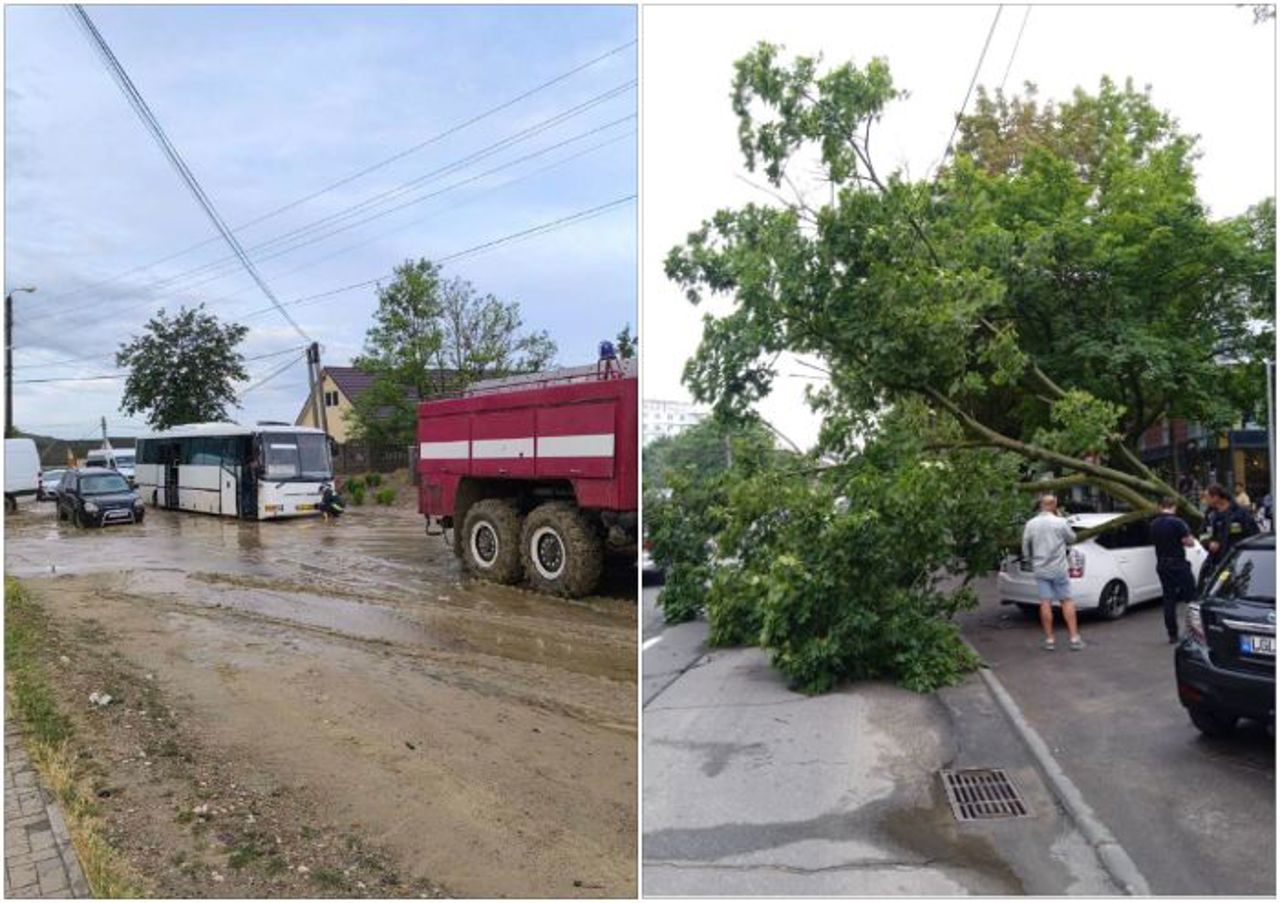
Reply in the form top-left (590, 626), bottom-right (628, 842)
top-left (6, 501), bottom-right (637, 897)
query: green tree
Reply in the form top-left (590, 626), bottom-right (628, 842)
top-left (668, 46), bottom-right (1272, 531)
top-left (658, 45), bottom-right (1273, 692)
top-left (349, 259), bottom-right (556, 445)
top-left (615, 324), bottom-right (637, 360)
top-left (115, 304), bottom-right (248, 429)
top-left (643, 416), bottom-right (777, 491)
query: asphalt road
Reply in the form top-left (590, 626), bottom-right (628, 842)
top-left (641, 584), bottom-right (708, 705)
top-left (959, 577), bottom-right (1275, 896)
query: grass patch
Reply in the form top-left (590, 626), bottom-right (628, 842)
top-left (5, 577), bottom-right (145, 897)
top-left (311, 867), bottom-right (348, 890)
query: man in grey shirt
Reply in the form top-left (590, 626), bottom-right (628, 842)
top-left (1022, 494), bottom-right (1085, 651)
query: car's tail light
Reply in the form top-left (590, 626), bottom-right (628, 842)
top-left (1068, 549), bottom-right (1085, 579)
top-left (1186, 602), bottom-right (1206, 644)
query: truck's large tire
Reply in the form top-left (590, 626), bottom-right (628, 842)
top-left (461, 500), bottom-right (524, 585)
top-left (521, 502), bottom-right (603, 598)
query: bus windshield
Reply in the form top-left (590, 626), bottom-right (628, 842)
top-left (263, 432), bottom-right (331, 481)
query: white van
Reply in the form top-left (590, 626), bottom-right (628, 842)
top-left (84, 447), bottom-right (136, 485)
top-left (5, 438), bottom-right (41, 511)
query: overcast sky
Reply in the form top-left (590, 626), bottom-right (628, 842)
top-left (642, 3), bottom-right (1275, 451)
top-left (5, 4), bottom-right (636, 440)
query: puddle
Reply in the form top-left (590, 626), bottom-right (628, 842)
top-left (6, 503), bottom-right (636, 683)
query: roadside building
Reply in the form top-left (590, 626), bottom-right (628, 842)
top-left (1137, 417), bottom-right (1271, 503)
top-left (294, 366), bottom-right (458, 444)
top-left (643, 398), bottom-right (707, 446)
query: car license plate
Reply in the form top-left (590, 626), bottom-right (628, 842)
top-left (296, 503), bottom-right (316, 512)
top-left (1240, 635), bottom-right (1276, 656)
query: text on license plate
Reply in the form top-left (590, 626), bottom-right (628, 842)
top-left (296, 503), bottom-right (316, 511)
top-left (1240, 635), bottom-right (1276, 656)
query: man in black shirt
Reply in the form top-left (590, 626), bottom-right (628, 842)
top-left (1202, 483), bottom-right (1259, 572)
top-left (1150, 497), bottom-right (1197, 643)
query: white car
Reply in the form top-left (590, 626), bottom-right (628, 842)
top-left (998, 512), bottom-right (1209, 620)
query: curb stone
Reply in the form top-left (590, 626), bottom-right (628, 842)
top-left (973, 661), bottom-right (1152, 896)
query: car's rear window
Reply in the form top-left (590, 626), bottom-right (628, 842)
top-left (1207, 548), bottom-right (1275, 604)
top-left (79, 473), bottom-right (130, 495)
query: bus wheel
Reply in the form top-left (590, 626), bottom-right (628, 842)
top-left (461, 500), bottom-right (523, 584)
top-left (521, 502), bottom-right (602, 598)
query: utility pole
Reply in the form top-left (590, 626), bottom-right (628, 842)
top-left (1267, 359), bottom-right (1276, 531)
top-left (306, 342), bottom-right (330, 436)
top-left (101, 416), bottom-right (110, 449)
top-left (5, 286), bottom-right (36, 437)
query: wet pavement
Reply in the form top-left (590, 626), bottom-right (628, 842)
top-left (5, 501), bottom-right (638, 897)
top-left (641, 588), bottom-right (1116, 895)
top-left (6, 501), bottom-right (636, 684)
top-left (959, 576), bottom-right (1275, 896)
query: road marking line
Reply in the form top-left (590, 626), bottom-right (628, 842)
top-left (642, 636), bottom-right (662, 651)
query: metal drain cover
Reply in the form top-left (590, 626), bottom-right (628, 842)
top-left (939, 768), bottom-right (1031, 821)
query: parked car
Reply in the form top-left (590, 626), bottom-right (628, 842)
top-left (57, 469), bottom-right (145, 527)
top-left (4, 437), bottom-right (40, 512)
top-left (38, 467), bottom-right (67, 501)
top-left (84, 447), bottom-right (136, 486)
top-left (998, 512), bottom-right (1209, 619)
top-left (1175, 534), bottom-right (1275, 737)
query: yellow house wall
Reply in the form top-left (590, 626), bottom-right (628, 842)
top-left (295, 372), bottom-right (356, 444)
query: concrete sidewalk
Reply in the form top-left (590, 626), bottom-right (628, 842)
top-left (4, 720), bottom-right (91, 899)
top-left (642, 645), bottom-right (1119, 896)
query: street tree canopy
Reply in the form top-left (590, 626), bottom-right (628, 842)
top-left (667, 45), bottom-right (1273, 529)
top-left (654, 45), bottom-right (1274, 693)
top-left (349, 259), bottom-right (557, 445)
top-left (115, 304), bottom-right (248, 429)
top-left (643, 415), bottom-right (779, 492)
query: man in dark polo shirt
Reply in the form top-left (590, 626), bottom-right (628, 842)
top-left (1150, 497), bottom-right (1197, 643)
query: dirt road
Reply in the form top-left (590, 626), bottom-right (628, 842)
top-left (5, 501), bottom-right (637, 897)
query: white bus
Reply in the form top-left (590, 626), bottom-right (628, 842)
top-left (134, 422), bottom-right (334, 520)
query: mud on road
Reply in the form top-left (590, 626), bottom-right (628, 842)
top-left (5, 502), bottom-right (637, 898)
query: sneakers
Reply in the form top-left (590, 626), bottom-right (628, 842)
top-left (1069, 636), bottom-right (1085, 651)
top-left (1040, 638), bottom-right (1056, 651)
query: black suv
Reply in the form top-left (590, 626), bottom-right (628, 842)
top-left (1175, 534), bottom-right (1275, 736)
top-left (57, 469), bottom-right (145, 527)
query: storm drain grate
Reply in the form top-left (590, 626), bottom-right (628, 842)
top-left (939, 768), bottom-right (1031, 821)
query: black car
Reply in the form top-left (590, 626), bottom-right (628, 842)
top-left (1175, 533), bottom-right (1275, 736)
top-left (57, 469), bottom-right (145, 527)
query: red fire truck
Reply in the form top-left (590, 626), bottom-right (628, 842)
top-left (417, 360), bottom-right (637, 597)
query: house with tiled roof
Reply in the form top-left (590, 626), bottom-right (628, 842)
top-left (295, 365), bottom-right (458, 443)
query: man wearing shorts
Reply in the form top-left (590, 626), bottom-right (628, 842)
top-left (1022, 494), bottom-right (1085, 651)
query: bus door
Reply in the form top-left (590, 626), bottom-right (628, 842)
top-left (160, 442), bottom-right (180, 508)
top-left (240, 436), bottom-right (260, 519)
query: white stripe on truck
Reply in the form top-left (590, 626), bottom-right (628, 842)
top-left (472, 438), bottom-right (535, 459)
top-left (421, 434), bottom-right (617, 461)
top-left (420, 440), bottom-right (469, 460)
top-left (537, 433), bottom-right (615, 458)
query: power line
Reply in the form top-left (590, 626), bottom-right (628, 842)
top-left (240, 352), bottom-right (307, 396)
top-left (13, 373), bottom-right (124, 384)
top-left (39, 37), bottom-right (635, 309)
top-left (17, 343), bottom-right (306, 372)
top-left (240, 194), bottom-right (636, 320)
top-left (22, 81), bottom-right (634, 331)
top-left (999, 7), bottom-right (1032, 94)
top-left (196, 130), bottom-right (635, 315)
top-left (82, 106), bottom-right (637, 310)
top-left (931, 5), bottom-right (1004, 179)
top-left (69, 5), bottom-right (310, 343)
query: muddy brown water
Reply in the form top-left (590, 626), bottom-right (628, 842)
top-left (5, 502), bottom-right (638, 897)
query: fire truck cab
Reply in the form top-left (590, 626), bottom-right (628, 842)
top-left (417, 360), bottom-right (637, 597)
